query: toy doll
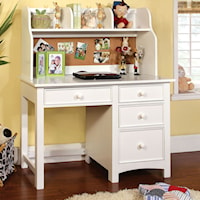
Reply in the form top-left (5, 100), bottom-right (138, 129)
top-left (112, 0), bottom-right (133, 28)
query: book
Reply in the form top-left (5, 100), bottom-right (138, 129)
top-left (67, 3), bottom-right (81, 29)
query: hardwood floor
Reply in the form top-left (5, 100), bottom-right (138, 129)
top-left (0, 151), bottom-right (200, 200)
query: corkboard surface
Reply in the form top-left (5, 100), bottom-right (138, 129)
top-left (34, 37), bottom-right (136, 66)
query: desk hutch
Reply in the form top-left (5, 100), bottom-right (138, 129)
top-left (21, 6), bottom-right (172, 190)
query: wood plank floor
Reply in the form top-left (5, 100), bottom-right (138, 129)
top-left (0, 151), bottom-right (200, 200)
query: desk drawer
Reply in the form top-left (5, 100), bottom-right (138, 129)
top-left (119, 128), bottom-right (164, 163)
top-left (119, 85), bottom-right (163, 102)
top-left (44, 87), bottom-right (112, 106)
top-left (119, 103), bottom-right (163, 127)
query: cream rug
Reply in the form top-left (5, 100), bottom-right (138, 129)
top-left (65, 188), bottom-right (200, 200)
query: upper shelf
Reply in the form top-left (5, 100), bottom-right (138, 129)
top-left (31, 29), bottom-right (151, 38)
top-left (25, 7), bottom-right (153, 38)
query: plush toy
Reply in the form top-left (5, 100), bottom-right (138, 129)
top-left (81, 9), bottom-right (97, 29)
top-left (112, 0), bottom-right (133, 28)
top-left (139, 182), bottom-right (192, 200)
top-left (178, 65), bottom-right (194, 93)
top-left (0, 124), bottom-right (13, 152)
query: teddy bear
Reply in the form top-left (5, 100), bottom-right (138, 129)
top-left (178, 65), bottom-right (194, 93)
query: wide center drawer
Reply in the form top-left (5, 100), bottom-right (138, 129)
top-left (119, 85), bottom-right (164, 102)
top-left (44, 87), bottom-right (112, 106)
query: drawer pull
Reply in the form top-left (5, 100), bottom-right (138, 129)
top-left (137, 91), bottom-right (145, 97)
top-left (137, 143), bottom-right (145, 150)
top-left (137, 113), bottom-right (146, 120)
top-left (74, 93), bottom-right (84, 100)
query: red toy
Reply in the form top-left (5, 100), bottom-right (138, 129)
top-left (113, 0), bottom-right (133, 28)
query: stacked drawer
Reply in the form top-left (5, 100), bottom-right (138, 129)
top-left (118, 84), bottom-right (165, 163)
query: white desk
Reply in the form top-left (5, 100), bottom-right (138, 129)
top-left (21, 74), bottom-right (172, 190)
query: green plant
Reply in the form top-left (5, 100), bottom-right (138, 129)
top-left (35, 9), bottom-right (46, 15)
top-left (0, 3), bottom-right (17, 65)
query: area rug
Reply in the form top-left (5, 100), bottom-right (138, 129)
top-left (65, 188), bottom-right (200, 200)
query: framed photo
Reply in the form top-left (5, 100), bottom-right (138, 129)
top-left (46, 51), bottom-right (65, 76)
top-left (36, 52), bottom-right (46, 78)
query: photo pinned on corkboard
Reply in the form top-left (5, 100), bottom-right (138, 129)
top-left (74, 42), bottom-right (88, 60)
top-left (93, 51), bottom-right (110, 64)
top-left (95, 38), bottom-right (110, 50)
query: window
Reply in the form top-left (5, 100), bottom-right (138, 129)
top-left (173, 0), bottom-right (200, 99)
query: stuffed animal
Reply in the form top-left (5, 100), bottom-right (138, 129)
top-left (0, 124), bottom-right (12, 152)
top-left (178, 65), bottom-right (194, 93)
top-left (112, 0), bottom-right (133, 28)
top-left (139, 182), bottom-right (192, 200)
top-left (81, 9), bottom-right (97, 29)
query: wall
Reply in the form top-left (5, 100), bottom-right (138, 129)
top-left (1, 0), bottom-right (198, 148)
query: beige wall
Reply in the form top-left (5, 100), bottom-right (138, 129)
top-left (1, 0), bottom-right (199, 147)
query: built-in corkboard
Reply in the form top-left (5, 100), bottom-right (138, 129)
top-left (33, 37), bottom-right (136, 66)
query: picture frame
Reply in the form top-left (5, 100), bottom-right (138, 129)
top-left (46, 51), bottom-right (65, 76)
top-left (36, 52), bottom-right (46, 78)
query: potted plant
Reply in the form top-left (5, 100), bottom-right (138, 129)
top-left (31, 9), bottom-right (51, 29)
top-left (0, 3), bottom-right (17, 65)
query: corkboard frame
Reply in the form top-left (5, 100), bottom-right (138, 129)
top-left (33, 37), bottom-right (136, 66)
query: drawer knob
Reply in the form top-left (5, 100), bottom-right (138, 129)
top-left (137, 113), bottom-right (146, 120)
top-left (137, 91), bottom-right (145, 97)
top-left (137, 143), bottom-right (145, 150)
top-left (74, 93), bottom-right (83, 100)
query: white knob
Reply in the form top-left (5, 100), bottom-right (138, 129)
top-left (74, 93), bottom-right (83, 100)
top-left (137, 113), bottom-right (146, 120)
top-left (137, 143), bottom-right (145, 150)
top-left (137, 91), bottom-right (145, 97)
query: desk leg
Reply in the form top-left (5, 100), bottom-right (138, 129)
top-left (21, 96), bottom-right (28, 169)
top-left (35, 90), bottom-right (44, 190)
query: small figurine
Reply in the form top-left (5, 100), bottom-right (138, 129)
top-left (133, 46), bottom-right (144, 75)
top-left (96, 3), bottom-right (106, 29)
top-left (121, 37), bottom-right (132, 56)
top-left (116, 37), bottom-right (133, 74)
top-left (53, 2), bottom-right (61, 29)
top-left (119, 55), bottom-right (127, 75)
top-left (112, 0), bottom-right (133, 28)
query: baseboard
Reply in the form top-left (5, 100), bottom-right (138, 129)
top-left (14, 143), bottom-right (85, 165)
top-left (171, 134), bottom-right (200, 153)
top-left (14, 135), bottom-right (200, 165)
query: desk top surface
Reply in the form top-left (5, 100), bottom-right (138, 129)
top-left (21, 74), bottom-right (173, 88)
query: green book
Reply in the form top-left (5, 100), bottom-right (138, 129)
top-left (67, 3), bottom-right (81, 29)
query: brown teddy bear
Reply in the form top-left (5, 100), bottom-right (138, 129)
top-left (178, 65), bottom-right (194, 93)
